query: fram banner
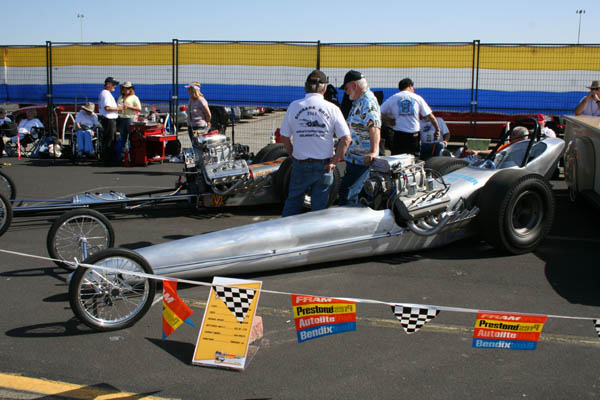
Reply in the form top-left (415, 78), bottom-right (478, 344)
top-left (291, 295), bottom-right (356, 343)
top-left (473, 312), bottom-right (547, 350)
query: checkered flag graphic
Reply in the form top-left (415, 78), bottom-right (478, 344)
top-left (214, 285), bottom-right (256, 323)
top-left (594, 319), bottom-right (600, 338)
top-left (392, 305), bottom-right (440, 334)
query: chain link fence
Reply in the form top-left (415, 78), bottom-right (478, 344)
top-left (1, 41), bottom-right (599, 148)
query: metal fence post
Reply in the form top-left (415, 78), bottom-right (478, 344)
top-left (171, 39), bottom-right (179, 135)
top-left (316, 40), bottom-right (320, 70)
top-left (45, 41), bottom-right (54, 135)
top-left (470, 40), bottom-right (480, 138)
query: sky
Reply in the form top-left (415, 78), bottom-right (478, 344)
top-left (0, 1), bottom-right (598, 45)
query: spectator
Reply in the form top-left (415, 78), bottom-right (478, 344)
top-left (0, 107), bottom-right (13, 157)
top-left (185, 81), bottom-right (211, 144)
top-left (574, 80), bottom-right (600, 116)
top-left (13, 109), bottom-right (43, 145)
top-left (74, 102), bottom-right (99, 157)
top-left (0, 107), bottom-right (10, 125)
top-left (98, 77), bottom-right (122, 165)
top-left (535, 114), bottom-right (556, 138)
top-left (420, 115), bottom-right (450, 160)
top-left (380, 78), bottom-right (440, 157)
top-left (280, 70), bottom-right (351, 217)
top-left (117, 81), bottom-right (141, 152)
top-left (337, 70), bottom-right (381, 206)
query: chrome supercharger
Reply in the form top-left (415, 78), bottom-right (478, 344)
top-left (182, 133), bottom-right (282, 204)
top-left (360, 154), bottom-right (479, 236)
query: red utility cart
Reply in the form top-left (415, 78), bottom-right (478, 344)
top-left (127, 122), bottom-right (177, 166)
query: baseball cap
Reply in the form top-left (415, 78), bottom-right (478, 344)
top-left (306, 70), bottom-right (328, 85)
top-left (121, 81), bottom-right (133, 88)
top-left (535, 113), bottom-right (547, 123)
top-left (340, 70), bottom-right (364, 89)
top-left (104, 77), bottom-right (119, 85)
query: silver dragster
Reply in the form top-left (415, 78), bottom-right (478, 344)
top-left (68, 119), bottom-right (565, 331)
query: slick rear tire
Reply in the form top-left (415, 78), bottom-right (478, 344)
top-left (69, 248), bottom-right (155, 331)
top-left (253, 143), bottom-right (287, 163)
top-left (477, 169), bottom-right (554, 255)
top-left (424, 156), bottom-right (469, 176)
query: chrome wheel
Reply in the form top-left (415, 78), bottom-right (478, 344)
top-left (69, 249), bottom-right (155, 331)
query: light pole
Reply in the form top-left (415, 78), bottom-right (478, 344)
top-left (77, 13), bottom-right (85, 42)
top-left (576, 9), bottom-right (585, 44)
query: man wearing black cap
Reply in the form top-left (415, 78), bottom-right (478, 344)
top-left (337, 70), bottom-right (381, 206)
top-left (380, 78), bottom-right (440, 157)
top-left (98, 77), bottom-right (123, 165)
top-left (280, 70), bottom-right (351, 217)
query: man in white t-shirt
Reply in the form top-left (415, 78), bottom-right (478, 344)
top-left (13, 109), bottom-right (44, 144)
top-left (98, 77), bottom-right (122, 165)
top-left (574, 80), bottom-right (600, 116)
top-left (380, 78), bottom-right (440, 157)
top-left (419, 116), bottom-right (450, 160)
top-left (280, 70), bottom-right (351, 217)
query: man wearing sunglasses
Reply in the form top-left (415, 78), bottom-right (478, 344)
top-left (574, 80), bottom-right (600, 116)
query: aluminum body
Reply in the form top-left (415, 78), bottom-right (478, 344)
top-left (135, 206), bottom-right (475, 278)
top-left (135, 137), bottom-right (565, 279)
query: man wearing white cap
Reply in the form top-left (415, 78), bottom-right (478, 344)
top-left (574, 80), bottom-right (600, 116)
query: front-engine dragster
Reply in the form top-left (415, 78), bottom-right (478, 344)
top-left (68, 118), bottom-right (565, 331)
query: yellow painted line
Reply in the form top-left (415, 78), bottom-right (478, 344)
top-left (0, 373), bottom-right (176, 400)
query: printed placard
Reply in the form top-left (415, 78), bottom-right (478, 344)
top-left (193, 277), bottom-right (262, 370)
top-left (472, 312), bottom-right (547, 350)
top-left (291, 295), bottom-right (356, 343)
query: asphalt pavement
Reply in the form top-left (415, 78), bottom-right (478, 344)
top-left (0, 156), bottom-right (599, 400)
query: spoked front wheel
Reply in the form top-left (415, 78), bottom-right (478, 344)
top-left (0, 170), bottom-right (16, 200)
top-left (69, 248), bottom-right (156, 331)
top-left (47, 209), bottom-right (115, 270)
top-left (0, 192), bottom-right (13, 237)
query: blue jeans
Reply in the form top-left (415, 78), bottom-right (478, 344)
top-left (76, 130), bottom-right (94, 154)
top-left (420, 142), bottom-right (445, 161)
top-left (119, 118), bottom-right (132, 149)
top-left (282, 159), bottom-right (333, 217)
top-left (338, 162), bottom-right (370, 206)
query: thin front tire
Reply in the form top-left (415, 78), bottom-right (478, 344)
top-left (69, 248), bottom-right (156, 331)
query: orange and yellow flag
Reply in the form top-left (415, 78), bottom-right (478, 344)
top-left (162, 280), bottom-right (195, 339)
